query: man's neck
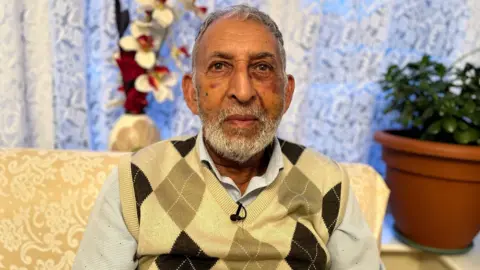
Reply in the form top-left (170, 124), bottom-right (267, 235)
top-left (203, 137), bottom-right (272, 195)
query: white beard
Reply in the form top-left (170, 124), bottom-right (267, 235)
top-left (197, 97), bottom-right (283, 164)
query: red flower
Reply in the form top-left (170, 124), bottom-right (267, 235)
top-left (116, 51), bottom-right (146, 83)
top-left (137, 35), bottom-right (155, 51)
top-left (124, 89), bottom-right (148, 114)
top-left (197, 6), bottom-right (208, 14)
top-left (154, 66), bottom-right (170, 73)
top-left (179, 0), bottom-right (208, 19)
top-left (178, 46), bottom-right (190, 57)
top-left (120, 50), bottom-right (136, 59)
top-left (146, 66), bottom-right (170, 90)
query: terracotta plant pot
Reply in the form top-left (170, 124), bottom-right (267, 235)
top-left (374, 130), bottom-right (480, 254)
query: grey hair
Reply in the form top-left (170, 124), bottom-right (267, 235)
top-left (191, 5), bottom-right (287, 82)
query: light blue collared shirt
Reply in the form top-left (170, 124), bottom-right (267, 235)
top-left (73, 134), bottom-right (382, 270)
top-left (197, 131), bottom-right (284, 206)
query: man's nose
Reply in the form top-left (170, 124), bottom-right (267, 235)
top-left (227, 66), bottom-right (256, 104)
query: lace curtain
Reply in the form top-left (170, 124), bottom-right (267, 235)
top-left (1, 0), bottom-right (479, 174)
top-left (0, 0), bottom-right (115, 150)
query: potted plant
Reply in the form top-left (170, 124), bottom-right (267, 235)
top-left (375, 54), bottom-right (480, 254)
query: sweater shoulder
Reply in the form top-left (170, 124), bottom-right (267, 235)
top-left (277, 138), bottom-right (347, 189)
top-left (117, 135), bottom-right (199, 239)
top-left (130, 135), bottom-right (198, 165)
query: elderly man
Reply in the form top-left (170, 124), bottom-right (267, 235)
top-left (74, 4), bottom-right (382, 270)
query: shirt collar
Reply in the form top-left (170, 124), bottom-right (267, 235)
top-left (197, 130), bottom-right (284, 186)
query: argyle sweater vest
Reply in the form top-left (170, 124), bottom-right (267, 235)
top-left (118, 135), bottom-right (350, 270)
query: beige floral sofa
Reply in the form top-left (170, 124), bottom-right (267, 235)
top-left (0, 148), bottom-right (389, 269)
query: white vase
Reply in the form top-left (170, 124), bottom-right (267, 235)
top-left (108, 114), bottom-right (160, 152)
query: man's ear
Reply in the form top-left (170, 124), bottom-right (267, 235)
top-left (182, 73), bottom-right (199, 115)
top-left (283, 74), bottom-right (295, 114)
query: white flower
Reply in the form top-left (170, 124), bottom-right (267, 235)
top-left (136, 20), bottom-right (167, 44)
top-left (449, 86), bottom-right (462, 96)
top-left (119, 21), bottom-right (162, 69)
top-left (179, 0), bottom-right (208, 19)
top-left (136, 0), bottom-right (175, 27)
top-left (135, 66), bottom-right (177, 102)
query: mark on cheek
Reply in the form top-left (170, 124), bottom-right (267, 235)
top-left (209, 83), bottom-right (218, 89)
top-left (205, 92), bottom-right (208, 96)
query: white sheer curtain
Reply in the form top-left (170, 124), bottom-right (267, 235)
top-left (1, 0), bottom-right (479, 173)
top-left (0, 0), bottom-right (55, 148)
top-left (0, 0), bottom-right (119, 149)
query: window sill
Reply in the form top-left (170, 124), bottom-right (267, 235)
top-left (380, 214), bottom-right (479, 270)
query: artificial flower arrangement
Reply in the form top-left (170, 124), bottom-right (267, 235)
top-left (112, 0), bottom-right (207, 114)
top-left (108, 0), bottom-right (207, 152)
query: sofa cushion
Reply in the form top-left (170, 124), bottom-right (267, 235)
top-left (0, 149), bottom-right (124, 269)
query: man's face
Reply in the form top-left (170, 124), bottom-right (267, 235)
top-left (183, 17), bottom-right (295, 163)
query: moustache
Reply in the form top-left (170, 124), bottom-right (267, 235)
top-left (218, 106), bottom-right (267, 122)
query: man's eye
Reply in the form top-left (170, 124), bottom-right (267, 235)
top-left (213, 63), bottom-right (225, 70)
top-left (207, 62), bottom-right (230, 77)
top-left (255, 64), bottom-right (272, 71)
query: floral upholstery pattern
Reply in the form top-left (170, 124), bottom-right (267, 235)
top-left (0, 149), bottom-right (125, 269)
top-left (341, 163), bottom-right (390, 249)
top-left (0, 149), bottom-right (388, 268)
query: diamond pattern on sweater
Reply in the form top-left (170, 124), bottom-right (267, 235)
top-left (131, 163), bottom-right (153, 222)
top-left (285, 222), bottom-right (327, 270)
top-left (124, 135), bottom-right (344, 270)
top-left (278, 139), bottom-right (305, 165)
top-left (155, 231), bottom-right (218, 269)
top-left (171, 136), bottom-right (197, 157)
top-left (225, 229), bottom-right (283, 270)
top-left (154, 159), bottom-right (205, 230)
top-left (278, 166), bottom-right (323, 220)
top-left (322, 183), bottom-right (342, 235)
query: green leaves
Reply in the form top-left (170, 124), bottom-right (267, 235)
top-left (435, 64), bottom-right (447, 77)
top-left (407, 63), bottom-right (420, 70)
top-left (473, 112), bottom-right (480, 125)
top-left (426, 120), bottom-right (442, 135)
top-left (421, 107), bottom-right (434, 120)
top-left (458, 121), bottom-right (469, 130)
top-left (421, 55), bottom-right (430, 65)
top-left (442, 117), bottom-right (457, 133)
top-left (464, 100), bottom-right (476, 114)
top-left (454, 128), bottom-right (480, 144)
top-left (398, 102), bottom-right (414, 127)
top-left (381, 54), bottom-right (480, 145)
